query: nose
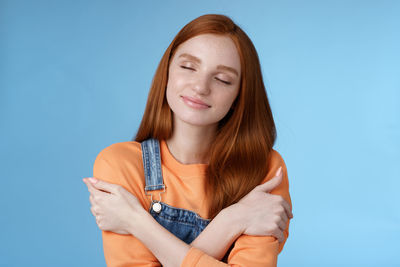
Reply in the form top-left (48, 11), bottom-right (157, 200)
top-left (192, 74), bottom-right (211, 95)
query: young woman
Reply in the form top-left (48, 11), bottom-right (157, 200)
top-left (83, 14), bottom-right (293, 266)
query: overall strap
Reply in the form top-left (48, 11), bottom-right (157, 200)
top-left (141, 138), bottom-right (165, 192)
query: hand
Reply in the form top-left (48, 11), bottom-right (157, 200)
top-left (233, 166), bottom-right (293, 242)
top-left (82, 177), bottom-right (144, 235)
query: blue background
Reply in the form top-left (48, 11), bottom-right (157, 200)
top-left (1, 0), bottom-right (399, 266)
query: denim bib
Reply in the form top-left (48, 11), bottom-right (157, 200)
top-left (141, 138), bottom-right (211, 244)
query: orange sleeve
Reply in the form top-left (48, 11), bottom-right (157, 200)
top-left (180, 149), bottom-right (292, 267)
top-left (93, 145), bottom-right (161, 267)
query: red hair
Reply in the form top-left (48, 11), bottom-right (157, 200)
top-left (134, 14), bottom-right (276, 219)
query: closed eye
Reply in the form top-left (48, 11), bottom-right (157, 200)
top-left (181, 65), bottom-right (231, 85)
top-left (180, 66), bottom-right (195, 71)
top-left (215, 77), bottom-right (231, 85)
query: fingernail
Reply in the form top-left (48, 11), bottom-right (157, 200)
top-left (276, 166), bottom-right (282, 177)
top-left (88, 177), bottom-right (98, 184)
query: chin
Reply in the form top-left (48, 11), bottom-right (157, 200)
top-left (176, 114), bottom-right (218, 127)
top-left (182, 118), bottom-right (214, 127)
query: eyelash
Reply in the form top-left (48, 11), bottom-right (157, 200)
top-left (180, 66), bottom-right (231, 85)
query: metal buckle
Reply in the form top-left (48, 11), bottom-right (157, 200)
top-left (145, 186), bottom-right (166, 203)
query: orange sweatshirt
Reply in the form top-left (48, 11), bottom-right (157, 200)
top-left (93, 139), bottom-right (292, 266)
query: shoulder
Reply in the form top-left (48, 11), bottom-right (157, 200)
top-left (267, 149), bottom-right (289, 177)
top-left (261, 148), bottom-right (290, 188)
top-left (95, 141), bottom-right (142, 164)
top-left (92, 141), bottom-right (151, 209)
top-left (268, 149), bottom-right (287, 168)
top-left (93, 141), bottom-right (144, 183)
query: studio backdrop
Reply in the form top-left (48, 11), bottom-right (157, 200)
top-left (1, 1), bottom-right (399, 266)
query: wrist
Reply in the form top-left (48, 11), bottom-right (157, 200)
top-left (221, 204), bottom-right (246, 236)
top-left (127, 208), bottom-right (152, 236)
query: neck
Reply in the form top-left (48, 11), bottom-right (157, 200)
top-left (166, 119), bottom-right (217, 165)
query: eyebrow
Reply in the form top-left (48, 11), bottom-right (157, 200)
top-left (178, 53), bottom-right (239, 77)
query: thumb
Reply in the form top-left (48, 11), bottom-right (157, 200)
top-left (88, 177), bottom-right (118, 194)
top-left (256, 166), bottom-right (283, 193)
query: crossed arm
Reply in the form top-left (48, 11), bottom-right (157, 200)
top-left (125, 202), bottom-right (248, 266)
top-left (83, 152), bottom-right (292, 266)
top-left (85, 177), bottom-right (290, 266)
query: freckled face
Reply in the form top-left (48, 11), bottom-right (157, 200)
top-left (166, 33), bottom-right (241, 127)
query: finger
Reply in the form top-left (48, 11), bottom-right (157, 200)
top-left (277, 218), bottom-right (286, 231)
top-left (279, 212), bottom-right (289, 229)
top-left (90, 206), bottom-right (96, 217)
top-left (281, 199), bottom-right (293, 219)
top-left (88, 177), bottom-right (119, 195)
top-left (271, 228), bottom-right (285, 243)
top-left (89, 194), bottom-right (96, 205)
top-left (95, 215), bottom-right (101, 225)
top-left (275, 166), bottom-right (282, 177)
top-left (83, 179), bottom-right (98, 195)
top-left (84, 179), bottom-right (110, 198)
top-left (257, 172), bottom-right (283, 193)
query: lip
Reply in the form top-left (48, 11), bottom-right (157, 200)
top-left (181, 95), bottom-right (211, 109)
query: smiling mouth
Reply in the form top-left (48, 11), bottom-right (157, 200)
top-left (181, 96), bottom-right (211, 109)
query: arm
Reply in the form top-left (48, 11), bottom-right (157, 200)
top-left (89, 149), bottom-right (206, 266)
top-left (88, 180), bottom-right (289, 267)
top-left (124, 204), bottom-right (243, 267)
top-left (91, 149), bottom-right (162, 266)
top-left (189, 205), bottom-right (243, 260)
top-left (87, 168), bottom-right (244, 266)
top-left (123, 154), bottom-right (291, 267)
top-left (89, 168), bottom-right (290, 265)
top-left (190, 166), bottom-right (292, 260)
top-left (89, 146), bottom-right (291, 266)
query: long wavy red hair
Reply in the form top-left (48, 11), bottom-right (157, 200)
top-left (134, 14), bottom-right (276, 219)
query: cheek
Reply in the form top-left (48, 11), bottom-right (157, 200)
top-left (166, 85), bottom-right (175, 109)
top-left (170, 73), bottom-right (187, 90)
top-left (166, 82), bottom-right (181, 113)
top-left (166, 73), bottom-right (188, 106)
top-left (218, 89), bottom-right (239, 109)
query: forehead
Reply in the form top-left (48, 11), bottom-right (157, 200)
top-left (173, 34), bottom-right (241, 72)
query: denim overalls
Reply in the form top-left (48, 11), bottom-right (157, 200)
top-left (141, 138), bottom-right (211, 244)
